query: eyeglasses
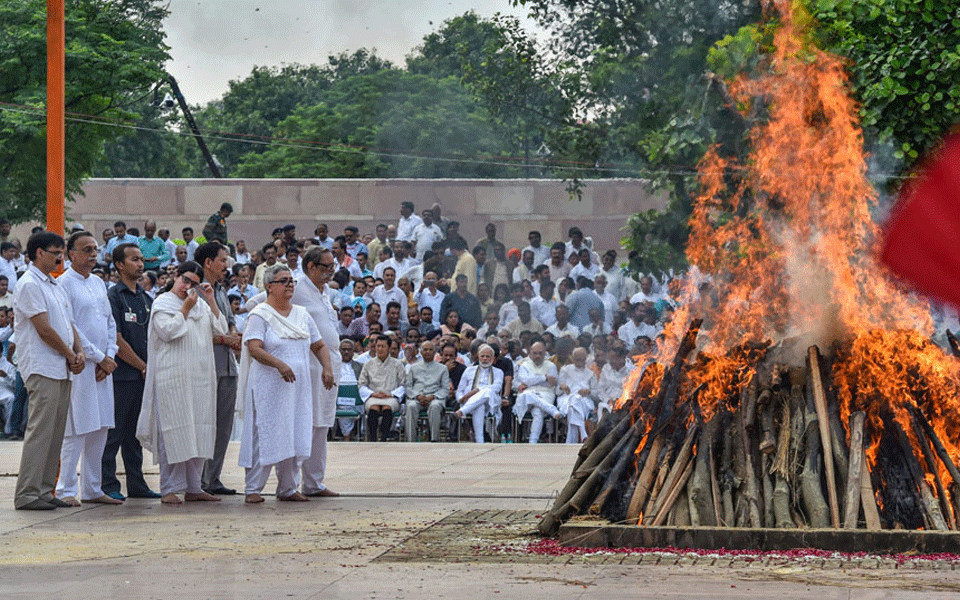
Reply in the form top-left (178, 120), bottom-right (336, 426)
top-left (270, 278), bottom-right (297, 287)
top-left (181, 275), bottom-right (200, 288)
top-left (317, 262), bottom-right (336, 272)
top-left (39, 247), bottom-right (65, 258)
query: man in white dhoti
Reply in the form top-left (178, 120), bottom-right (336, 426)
top-left (136, 262), bottom-right (228, 505)
top-left (454, 345), bottom-right (503, 444)
top-left (55, 231), bottom-right (122, 505)
top-left (512, 342), bottom-right (560, 444)
top-left (238, 265), bottom-right (334, 503)
top-left (292, 247), bottom-right (341, 497)
top-left (597, 346), bottom-right (634, 418)
top-left (404, 340), bottom-right (450, 442)
top-left (556, 348), bottom-right (598, 444)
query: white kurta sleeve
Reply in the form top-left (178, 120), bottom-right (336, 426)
top-left (456, 366), bottom-right (474, 401)
top-left (152, 310), bottom-right (190, 342)
top-left (105, 306), bottom-right (119, 359)
top-left (210, 309), bottom-right (228, 336)
top-left (75, 325), bottom-right (105, 364)
top-left (358, 362), bottom-right (374, 401)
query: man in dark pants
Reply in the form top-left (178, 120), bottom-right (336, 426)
top-left (196, 241), bottom-right (240, 495)
top-left (102, 243), bottom-right (159, 500)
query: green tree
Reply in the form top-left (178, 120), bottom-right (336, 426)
top-left (235, 69), bottom-right (512, 179)
top-left (0, 0), bottom-right (169, 223)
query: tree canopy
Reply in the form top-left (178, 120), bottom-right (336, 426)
top-left (0, 0), bottom-right (169, 223)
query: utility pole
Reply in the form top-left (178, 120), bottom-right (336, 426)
top-left (168, 75), bottom-right (222, 178)
top-left (46, 0), bottom-right (65, 235)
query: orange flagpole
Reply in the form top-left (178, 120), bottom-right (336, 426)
top-left (46, 0), bottom-right (65, 236)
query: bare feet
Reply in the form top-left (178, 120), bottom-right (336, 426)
top-left (83, 494), bottom-right (123, 505)
top-left (245, 493), bottom-right (264, 504)
top-left (184, 491), bottom-right (221, 502)
top-left (278, 491), bottom-right (309, 502)
top-left (59, 496), bottom-right (81, 507)
top-left (161, 493), bottom-right (183, 505)
top-left (305, 488), bottom-right (339, 497)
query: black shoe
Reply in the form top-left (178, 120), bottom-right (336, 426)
top-left (47, 497), bottom-right (75, 508)
top-left (206, 486), bottom-right (237, 496)
top-left (127, 490), bottom-right (161, 499)
top-left (16, 499), bottom-right (55, 510)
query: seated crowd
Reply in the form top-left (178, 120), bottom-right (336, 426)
top-left (0, 202), bottom-right (682, 508)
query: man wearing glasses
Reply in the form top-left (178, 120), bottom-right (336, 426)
top-left (13, 232), bottom-right (86, 510)
top-left (292, 246), bottom-right (340, 497)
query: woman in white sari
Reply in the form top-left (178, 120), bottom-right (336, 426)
top-left (238, 265), bottom-right (334, 503)
top-left (137, 261), bottom-right (228, 505)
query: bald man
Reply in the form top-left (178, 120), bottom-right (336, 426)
top-left (512, 342), bottom-right (560, 444)
top-left (556, 347), bottom-right (598, 444)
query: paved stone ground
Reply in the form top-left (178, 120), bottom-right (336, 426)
top-left (0, 441), bottom-right (958, 599)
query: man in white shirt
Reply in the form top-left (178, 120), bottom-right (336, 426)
top-left (600, 250), bottom-right (626, 302)
top-left (414, 271), bottom-right (444, 327)
top-left (181, 227), bottom-right (199, 262)
top-left (530, 279), bottom-right (559, 327)
top-left (370, 268), bottom-right (408, 327)
top-left (0, 242), bottom-right (17, 292)
top-left (630, 275), bottom-right (663, 305)
top-left (13, 232), bottom-right (85, 510)
top-left (546, 304), bottom-right (580, 340)
top-left (412, 209), bottom-right (443, 262)
top-left (392, 240), bottom-right (417, 273)
top-left (618, 303), bottom-right (647, 346)
top-left (546, 242), bottom-right (571, 283)
top-left (568, 248), bottom-right (600, 281)
top-left (157, 228), bottom-right (178, 268)
top-left (594, 273), bottom-right (618, 330)
top-left (556, 347), bottom-right (597, 444)
top-left (314, 224), bottom-right (335, 250)
top-left (512, 342), bottom-right (560, 444)
top-left (522, 230), bottom-right (551, 267)
top-left (396, 201), bottom-right (423, 243)
top-left (565, 226), bottom-right (599, 264)
top-left (497, 284), bottom-right (525, 330)
top-left (0, 275), bottom-right (12, 310)
top-left (597, 346), bottom-right (634, 418)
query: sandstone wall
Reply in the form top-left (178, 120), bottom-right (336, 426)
top-left (61, 178), bottom-right (668, 254)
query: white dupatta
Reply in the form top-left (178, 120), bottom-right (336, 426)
top-left (237, 301), bottom-right (319, 468)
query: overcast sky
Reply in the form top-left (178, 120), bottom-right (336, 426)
top-left (163, 0), bottom-right (537, 104)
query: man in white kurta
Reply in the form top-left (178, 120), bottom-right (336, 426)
top-left (556, 348), bottom-right (598, 444)
top-left (454, 345), bottom-right (503, 444)
top-left (136, 273), bottom-right (228, 503)
top-left (512, 342), bottom-right (560, 444)
top-left (292, 247), bottom-right (341, 497)
top-left (56, 232), bottom-right (121, 504)
top-left (597, 346), bottom-right (634, 418)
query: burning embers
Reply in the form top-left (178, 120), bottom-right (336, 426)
top-left (541, 0), bottom-right (960, 537)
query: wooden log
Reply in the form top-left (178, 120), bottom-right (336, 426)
top-left (625, 434), bottom-right (664, 521)
top-left (673, 485), bottom-right (692, 526)
top-left (589, 426), bottom-right (644, 515)
top-left (892, 420), bottom-right (946, 531)
top-left (571, 407), bottom-right (625, 474)
top-left (762, 454), bottom-right (775, 527)
top-left (843, 411), bottom-right (865, 529)
top-left (538, 419), bottom-right (636, 535)
top-left (860, 445), bottom-right (882, 530)
top-left (719, 410), bottom-right (735, 527)
top-left (946, 329), bottom-right (960, 358)
top-left (772, 390), bottom-right (791, 476)
top-left (910, 410), bottom-right (956, 530)
top-left (649, 424), bottom-right (699, 520)
top-left (737, 382), bottom-right (762, 528)
top-left (710, 443), bottom-right (723, 527)
top-left (689, 416), bottom-right (718, 526)
top-left (759, 385), bottom-right (776, 454)
top-left (652, 456), bottom-right (696, 526)
top-left (642, 448), bottom-right (674, 525)
top-left (807, 346), bottom-right (840, 527)
top-left (800, 418), bottom-right (830, 528)
top-left (549, 415), bottom-right (632, 512)
top-left (911, 406), bottom-right (960, 489)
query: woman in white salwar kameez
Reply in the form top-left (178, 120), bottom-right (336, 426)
top-left (238, 265), bottom-right (333, 503)
top-left (556, 348), bottom-right (598, 444)
top-left (136, 262), bottom-right (228, 505)
top-left (454, 345), bottom-right (503, 444)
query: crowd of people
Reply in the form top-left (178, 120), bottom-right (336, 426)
top-left (0, 200), bottom-right (683, 508)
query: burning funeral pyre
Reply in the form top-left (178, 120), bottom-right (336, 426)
top-left (540, 0), bottom-right (960, 537)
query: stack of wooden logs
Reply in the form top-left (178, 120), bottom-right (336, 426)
top-left (539, 321), bottom-right (960, 536)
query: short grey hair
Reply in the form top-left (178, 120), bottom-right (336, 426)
top-left (263, 263), bottom-right (291, 286)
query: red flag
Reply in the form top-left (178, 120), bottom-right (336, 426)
top-left (880, 132), bottom-right (960, 308)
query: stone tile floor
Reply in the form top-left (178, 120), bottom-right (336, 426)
top-left (0, 441), bottom-right (957, 599)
